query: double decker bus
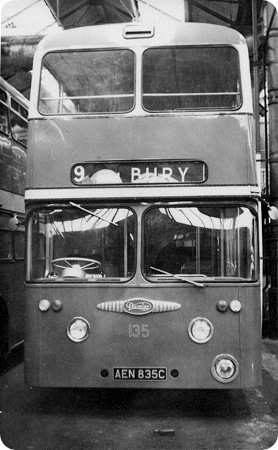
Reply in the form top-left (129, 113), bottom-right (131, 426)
top-left (25, 22), bottom-right (261, 388)
top-left (0, 77), bottom-right (29, 358)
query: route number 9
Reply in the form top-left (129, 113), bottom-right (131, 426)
top-left (73, 165), bottom-right (85, 183)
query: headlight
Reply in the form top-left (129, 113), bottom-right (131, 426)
top-left (188, 317), bottom-right (213, 343)
top-left (211, 354), bottom-right (239, 383)
top-left (67, 317), bottom-right (90, 342)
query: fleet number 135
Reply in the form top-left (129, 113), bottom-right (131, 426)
top-left (129, 324), bottom-right (149, 338)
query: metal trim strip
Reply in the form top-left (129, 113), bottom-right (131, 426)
top-left (25, 185), bottom-right (260, 200)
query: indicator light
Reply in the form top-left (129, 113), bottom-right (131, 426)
top-left (67, 317), bottom-right (90, 342)
top-left (216, 300), bottom-right (228, 312)
top-left (188, 317), bottom-right (214, 343)
top-left (52, 299), bottom-right (63, 312)
top-left (39, 299), bottom-right (50, 312)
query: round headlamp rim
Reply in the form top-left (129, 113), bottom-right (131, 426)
top-left (66, 316), bottom-right (90, 343)
top-left (188, 317), bottom-right (214, 344)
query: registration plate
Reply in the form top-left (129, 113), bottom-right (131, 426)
top-left (114, 367), bottom-right (167, 381)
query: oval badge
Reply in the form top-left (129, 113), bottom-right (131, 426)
top-left (123, 299), bottom-right (153, 315)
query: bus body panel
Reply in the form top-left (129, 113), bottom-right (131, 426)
top-left (35, 22), bottom-right (246, 52)
top-left (0, 261), bottom-right (25, 348)
top-left (25, 284), bottom-right (261, 388)
top-left (26, 115), bottom-right (256, 189)
top-left (0, 77), bottom-right (28, 356)
top-left (239, 287), bottom-right (262, 388)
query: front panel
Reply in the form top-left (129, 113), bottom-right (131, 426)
top-left (26, 115), bottom-right (256, 190)
top-left (25, 283), bottom-right (261, 388)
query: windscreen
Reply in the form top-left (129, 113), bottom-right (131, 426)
top-left (39, 50), bottom-right (135, 114)
top-left (142, 46), bottom-right (241, 111)
top-left (144, 206), bottom-right (257, 280)
top-left (28, 203), bottom-right (257, 283)
top-left (28, 205), bottom-right (135, 281)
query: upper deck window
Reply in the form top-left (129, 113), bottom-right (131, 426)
top-left (142, 46), bottom-right (241, 111)
top-left (39, 50), bottom-right (135, 115)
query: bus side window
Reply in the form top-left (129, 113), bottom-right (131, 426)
top-left (0, 112), bottom-right (9, 135)
top-left (0, 88), bottom-right (9, 135)
top-left (14, 230), bottom-right (25, 260)
top-left (10, 110), bottom-right (28, 147)
top-left (0, 230), bottom-right (13, 260)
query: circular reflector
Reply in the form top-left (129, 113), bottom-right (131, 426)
top-left (188, 318), bottom-right (213, 343)
top-left (67, 317), bottom-right (90, 342)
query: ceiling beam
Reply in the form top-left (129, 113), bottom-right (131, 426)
top-left (1, 35), bottom-right (43, 79)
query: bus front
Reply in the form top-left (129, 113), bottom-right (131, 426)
top-left (25, 23), bottom-right (261, 388)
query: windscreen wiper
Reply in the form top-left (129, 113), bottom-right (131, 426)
top-left (150, 266), bottom-right (206, 288)
top-left (69, 202), bottom-right (118, 227)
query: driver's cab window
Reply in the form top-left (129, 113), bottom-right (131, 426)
top-left (143, 205), bottom-right (258, 281)
top-left (27, 205), bottom-right (136, 282)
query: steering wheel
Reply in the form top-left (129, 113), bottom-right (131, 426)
top-left (52, 257), bottom-right (101, 271)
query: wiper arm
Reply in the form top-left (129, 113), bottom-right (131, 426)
top-left (150, 266), bottom-right (206, 288)
top-left (69, 202), bottom-right (118, 227)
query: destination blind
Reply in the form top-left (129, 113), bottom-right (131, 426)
top-left (71, 160), bottom-right (207, 185)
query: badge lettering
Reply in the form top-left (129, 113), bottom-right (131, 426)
top-left (123, 299), bottom-right (153, 315)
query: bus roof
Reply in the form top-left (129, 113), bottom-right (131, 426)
top-left (36, 22), bottom-right (246, 53)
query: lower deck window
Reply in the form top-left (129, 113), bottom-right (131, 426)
top-left (0, 212), bottom-right (25, 260)
top-left (144, 205), bottom-right (258, 281)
